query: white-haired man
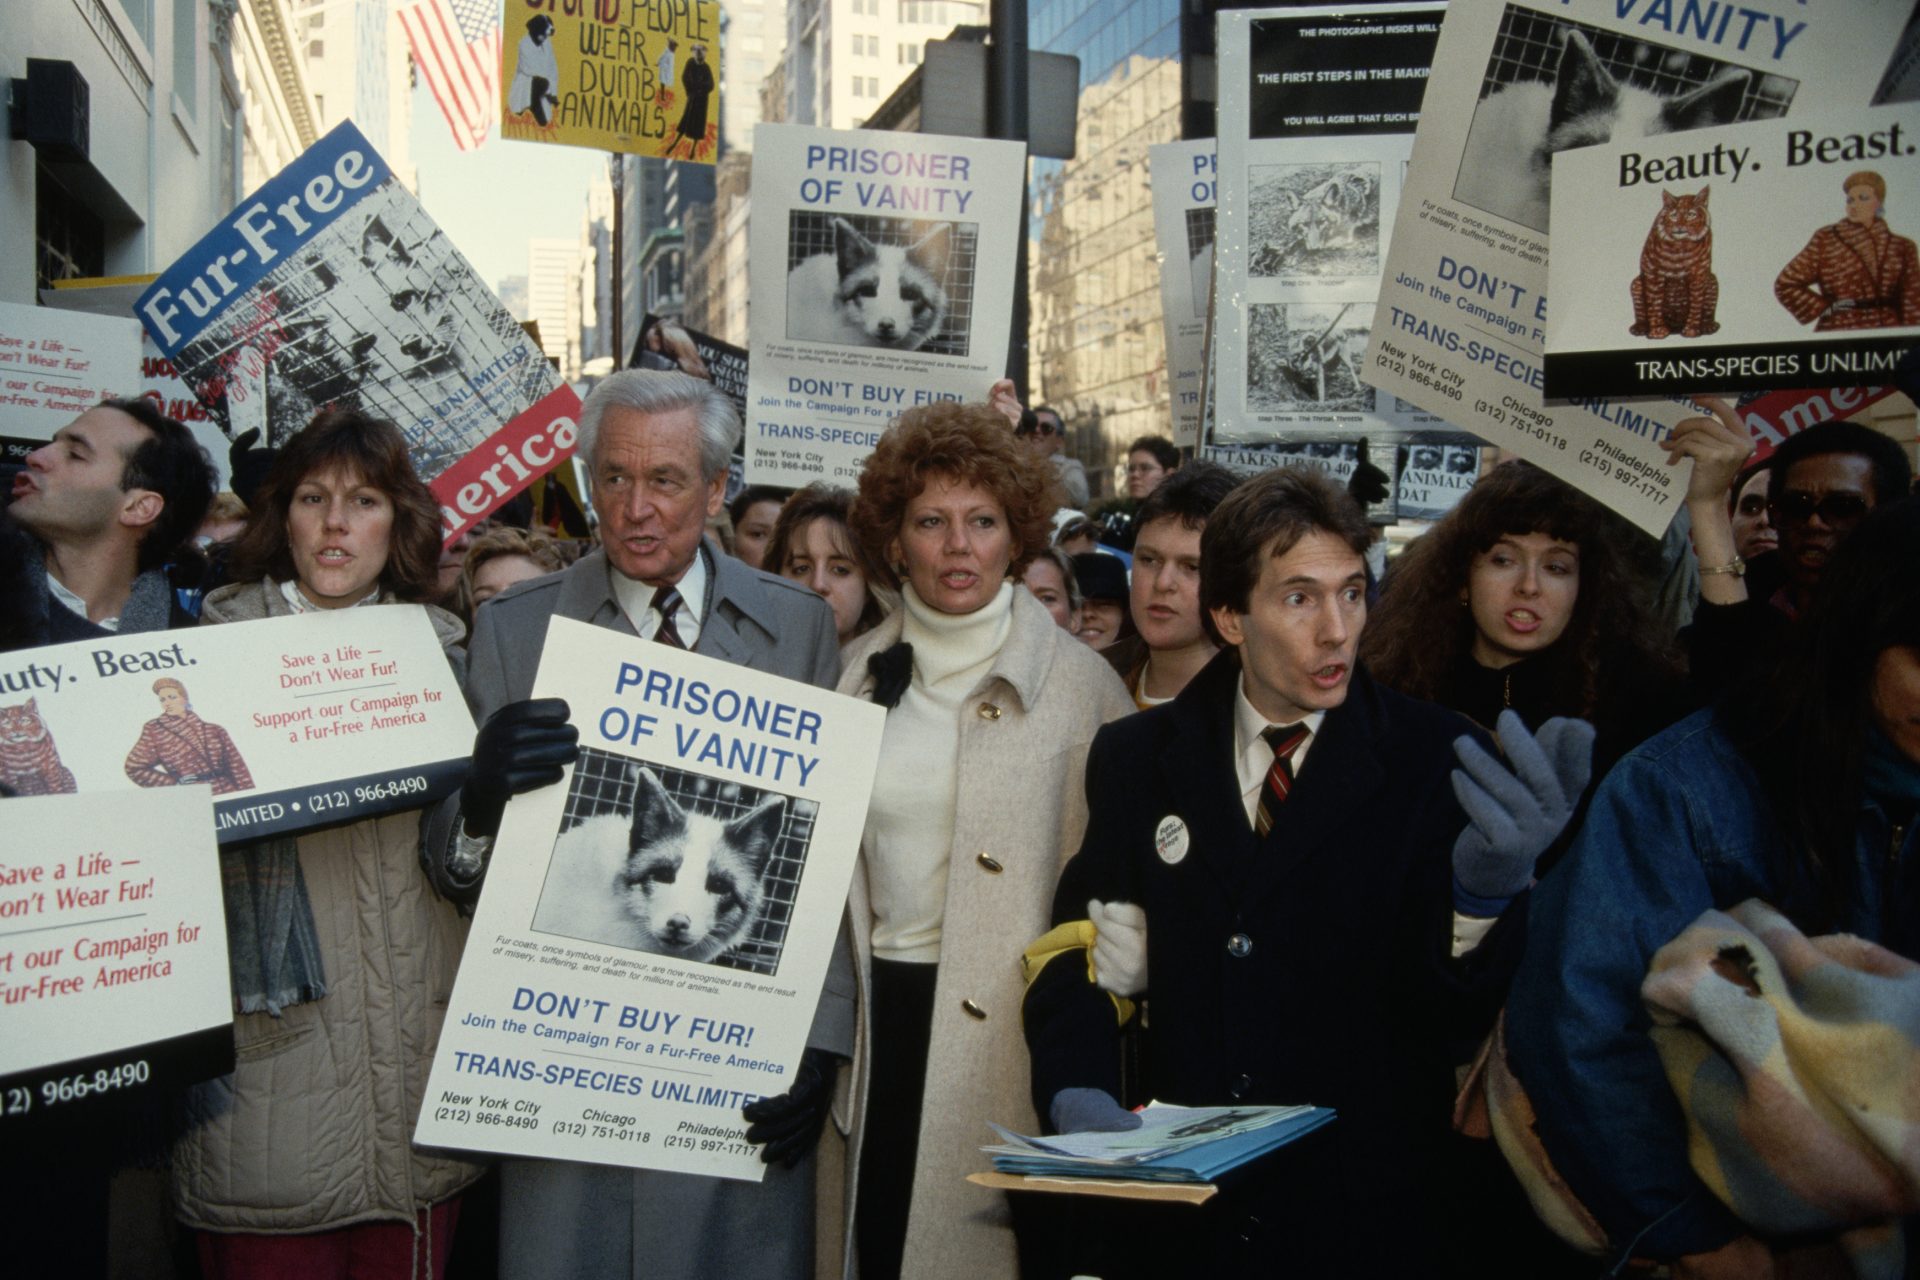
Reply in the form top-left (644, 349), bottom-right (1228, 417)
top-left (427, 370), bottom-right (848, 1279)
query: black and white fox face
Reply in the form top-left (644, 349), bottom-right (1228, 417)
top-left (619, 767), bottom-right (785, 962)
top-left (831, 217), bottom-right (951, 350)
top-left (1545, 30), bottom-right (1749, 154)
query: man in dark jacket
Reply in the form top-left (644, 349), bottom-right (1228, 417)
top-left (1023, 467), bottom-right (1583, 1275)
top-left (1680, 417), bottom-right (1912, 702)
top-left (3, 397), bottom-right (214, 652)
top-left (1, 396), bottom-right (214, 1276)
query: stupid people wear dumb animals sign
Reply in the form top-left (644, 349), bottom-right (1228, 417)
top-left (500, 0), bottom-right (723, 162)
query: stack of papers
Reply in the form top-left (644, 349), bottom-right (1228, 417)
top-left (983, 1102), bottom-right (1336, 1184)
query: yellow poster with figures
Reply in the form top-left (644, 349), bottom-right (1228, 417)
top-left (499, 0), bottom-right (721, 162)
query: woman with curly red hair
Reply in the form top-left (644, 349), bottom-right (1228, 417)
top-left (820, 401), bottom-right (1132, 1280)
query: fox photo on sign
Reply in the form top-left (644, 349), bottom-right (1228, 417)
top-left (1, 788), bottom-right (233, 1132)
top-left (743, 124), bottom-right (1025, 486)
top-left (416, 619), bottom-right (884, 1180)
top-left (1151, 141), bottom-right (1217, 447)
top-left (137, 121), bottom-right (580, 541)
top-left (1544, 103), bottom-right (1920, 397)
top-left (1214, 5), bottom-right (1446, 445)
top-left (0, 608), bottom-right (472, 843)
top-left (1368, 0), bottom-right (1912, 534)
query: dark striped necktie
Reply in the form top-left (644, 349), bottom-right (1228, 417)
top-left (654, 586), bottom-right (687, 649)
top-left (1254, 724), bottom-right (1311, 837)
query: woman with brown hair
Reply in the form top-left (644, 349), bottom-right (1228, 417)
top-left (175, 409), bottom-right (481, 1276)
top-left (1361, 460), bottom-right (1687, 793)
top-left (762, 482), bottom-right (888, 646)
top-left (822, 401), bottom-right (1133, 1280)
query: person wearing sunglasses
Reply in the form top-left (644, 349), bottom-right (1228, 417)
top-left (1676, 412), bottom-right (1912, 702)
top-left (1015, 405), bottom-right (1091, 509)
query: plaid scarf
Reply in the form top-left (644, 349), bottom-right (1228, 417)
top-left (220, 836), bottom-right (327, 1017)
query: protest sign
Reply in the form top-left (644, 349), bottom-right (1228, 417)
top-left (1212, 5), bottom-right (1447, 446)
top-left (0, 787), bottom-right (232, 1131)
top-left (137, 121), bottom-right (579, 541)
top-left (1735, 385), bottom-right (1901, 461)
top-left (0, 607), bottom-right (472, 844)
top-left (1396, 442), bottom-right (1481, 521)
top-left (500, 0), bottom-right (721, 162)
top-left (415, 618), bottom-right (884, 1179)
top-left (1151, 141), bottom-right (1217, 448)
top-left (1202, 440), bottom-right (1398, 524)
top-left (0, 301), bottom-right (141, 464)
top-left (1544, 104), bottom-right (1920, 397)
top-left (1368, 0), bottom-right (1912, 534)
top-left (743, 124), bottom-right (1025, 486)
top-left (632, 314), bottom-right (748, 418)
top-left (41, 276), bottom-right (240, 488)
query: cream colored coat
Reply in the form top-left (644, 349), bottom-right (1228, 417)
top-left (818, 587), bottom-right (1133, 1278)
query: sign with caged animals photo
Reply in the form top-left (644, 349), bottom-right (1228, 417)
top-left (415, 619), bottom-right (884, 1180)
top-left (1367, 0), bottom-right (1914, 535)
top-left (742, 124), bottom-right (1027, 488)
top-left (1543, 102), bottom-right (1920, 398)
top-left (1212, 4), bottom-right (1454, 448)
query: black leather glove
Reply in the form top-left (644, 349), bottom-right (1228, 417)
top-left (743, 1047), bottom-right (838, 1168)
top-left (227, 428), bottom-right (278, 508)
top-left (460, 697), bottom-right (579, 838)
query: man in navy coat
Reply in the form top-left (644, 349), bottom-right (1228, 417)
top-left (1023, 467), bottom-right (1556, 1275)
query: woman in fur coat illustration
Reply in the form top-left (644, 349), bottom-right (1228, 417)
top-left (1775, 169), bottom-right (1920, 330)
top-left (124, 677), bottom-right (254, 794)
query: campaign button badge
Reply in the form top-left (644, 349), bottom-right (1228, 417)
top-left (1154, 815), bottom-right (1190, 865)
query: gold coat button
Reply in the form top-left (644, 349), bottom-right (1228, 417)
top-left (961, 998), bottom-right (988, 1020)
top-left (976, 852), bottom-right (1004, 873)
top-left (977, 702), bottom-right (1002, 720)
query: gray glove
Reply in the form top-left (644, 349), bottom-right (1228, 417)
top-left (1049, 1087), bottom-right (1142, 1135)
top-left (1450, 710), bottom-right (1595, 913)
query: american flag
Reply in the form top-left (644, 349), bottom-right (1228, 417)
top-left (399, 0), bottom-right (500, 152)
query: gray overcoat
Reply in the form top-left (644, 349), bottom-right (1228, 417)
top-left (425, 545), bottom-right (856, 1280)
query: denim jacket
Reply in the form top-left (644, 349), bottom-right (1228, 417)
top-left (1505, 709), bottom-right (1917, 1263)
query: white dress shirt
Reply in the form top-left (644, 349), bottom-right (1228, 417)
top-left (1231, 676), bottom-right (1325, 829)
top-left (610, 547), bottom-right (707, 647)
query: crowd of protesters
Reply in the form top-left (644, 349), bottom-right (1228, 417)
top-left (1, 373), bottom-right (1916, 1280)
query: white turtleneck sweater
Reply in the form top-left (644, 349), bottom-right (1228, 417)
top-left (866, 580), bottom-right (1015, 964)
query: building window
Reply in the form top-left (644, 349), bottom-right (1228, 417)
top-left (36, 163), bottom-right (106, 295)
top-left (173, 0), bottom-right (198, 117)
top-left (114, 0), bottom-right (153, 47)
top-left (899, 42), bottom-right (920, 64)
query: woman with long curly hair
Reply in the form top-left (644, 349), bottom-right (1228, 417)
top-left (818, 400), bottom-right (1133, 1280)
top-left (1362, 460), bottom-right (1688, 787)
